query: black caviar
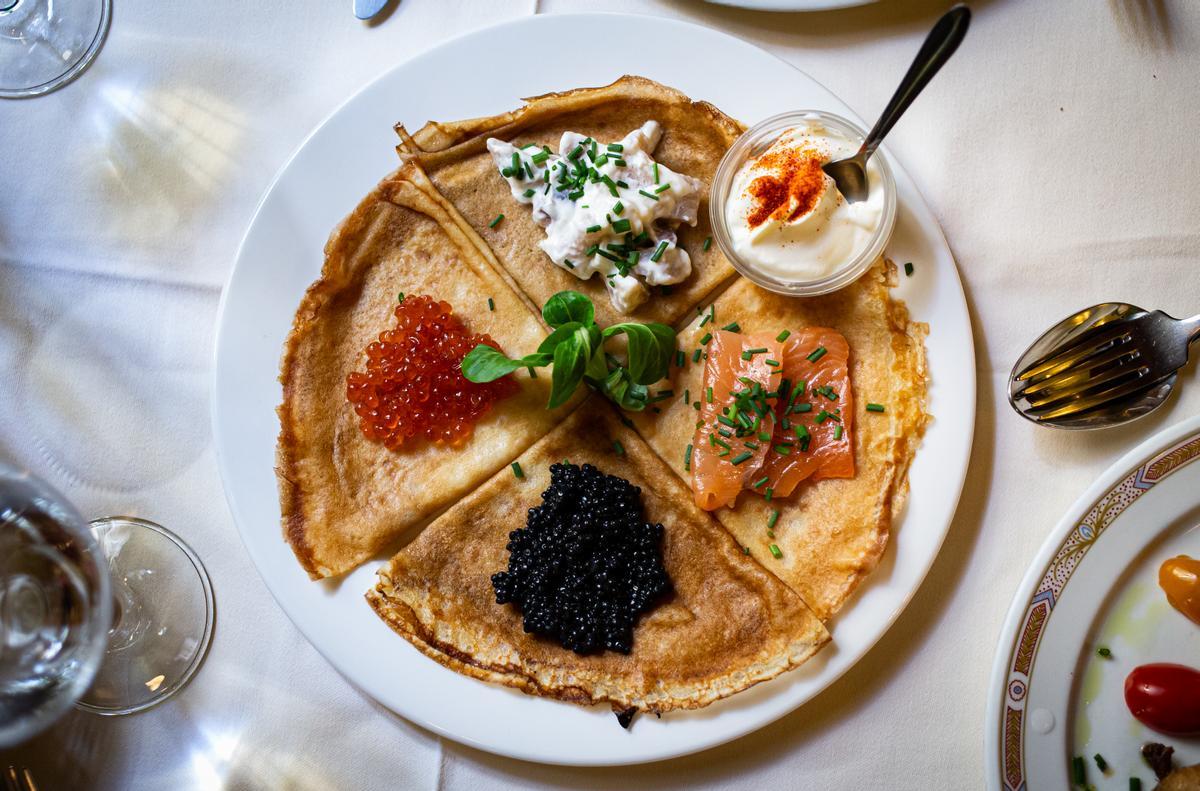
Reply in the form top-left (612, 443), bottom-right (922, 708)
top-left (492, 462), bottom-right (671, 655)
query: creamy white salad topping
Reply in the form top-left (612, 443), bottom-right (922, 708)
top-left (487, 121), bottom-right (702, 313)
top-left (725, 118), bottom-right (885, 283)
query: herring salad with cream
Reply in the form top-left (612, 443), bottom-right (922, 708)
top-left (487, 121), bottom-right (701, 313)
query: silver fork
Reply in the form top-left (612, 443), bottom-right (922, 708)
top-left (4, 766), bottom-right (38, 791)
top-left (1009, 302), bottom-right (1200, 429)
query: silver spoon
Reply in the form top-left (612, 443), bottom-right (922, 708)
top-left (1008, 303), bottom-right (1200, 429)
top-left (823, 5), bottom-right (971, 203)
top-left (354, 0), bottom-right (389, 20)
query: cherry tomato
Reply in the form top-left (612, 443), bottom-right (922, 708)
top-left (1125, 663), bottom-right (1200, 736)
top-left (1160, 555), bottom-right (1200, 625)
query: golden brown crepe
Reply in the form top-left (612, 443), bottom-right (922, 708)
top-left (367, 401), bottom-right (830, 714)
top-left (276, 162), bottom-right (578, 579)
top-left (395, 75), bottom-right (742, 329)
top-left (630, 260), bottom-right (929, 621)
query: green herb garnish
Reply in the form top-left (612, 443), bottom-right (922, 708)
top-left (489, 214), bottom-right (504, 228)
top-left (462, 291), bottom-right (675, 411)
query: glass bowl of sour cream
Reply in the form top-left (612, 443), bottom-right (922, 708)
top-left (710, 110), bottom-right (897, 297)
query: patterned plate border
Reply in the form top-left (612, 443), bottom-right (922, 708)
top-left (996, 431), bottom-right (1200, 790)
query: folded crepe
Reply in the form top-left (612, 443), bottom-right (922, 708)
top-left (395, 75), bottom-right (742, 329)
top-left (367, 401), bottom-right (829, 714)
top-left (276, 162), bottom-right (577, 579)
top-left (630, 261), bottom-right (930, 621)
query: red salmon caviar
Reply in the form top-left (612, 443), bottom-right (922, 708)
top-left (346, 295), bottom-right (518, 448)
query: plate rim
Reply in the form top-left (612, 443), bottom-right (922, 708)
top-left (984, 413), bottom-right (1200, 790)
top-left (211, 11), bottom-right (976, 766)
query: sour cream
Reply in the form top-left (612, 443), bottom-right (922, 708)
top-left (724, 119), bottom-right (885, 283)
top-left (488, 121), bottom-right (701, 314)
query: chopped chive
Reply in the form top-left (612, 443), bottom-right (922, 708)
top-left (765, 359), bottom-right (781, 367)
top-left (613, 159), bottom-right (627, 167)
top-left (564, 259), bottom-right (575, 269)
top-left (613, 440), bottom-right (625, 456)
top-left (1094, 754), bottom-right (1108, 773)
top-left (611, 218), bottom-right (632, 234)
top-left (501, 167), bottom-right (513, 178)
top-left (693, 401), bottom-right (701, 410)
top-left (531, 151), bottom-right (549, 164)
top-left (758, 431), bottom-right (771, 442)
top-left (523, 189), bottom-right (536, 198)
top-left (1130, 778), bottom-right (1142, 791)
top-left (511, 462), bottom-right (524, 479)
top-left (712, 436), bottom-right (732, 451)
top-left (752, 475), bottom-right (769, 489)
top-left (764, 487), bottom-right (774, 501)
top-left (742, 441), bottom-right (759, 451)
top-left (676, 350), bottom-right (686, 368)
top-left (767, 530), bottom-right (775, 539)
top-left (721, 322), bottom-right (741, 332)
top-left (586, 224), bottom-right (602, 233)
top-left (794, 424), bottom-right (810, 440)
top-left (769, 544), bottom-right (782, 559)
top-left (1072, 756), bottom-right (1086, 785)
top-left (684, 443), bottom-right (693, 471)
top-left (741, 347), bottom-right (769, 359)
top-left (692, 348), bottom-right (702, 363)
top-left (700, 332), bottom-right (713, 345)
top-left (773, 445), bottom-right (792, 456)
top-left (806, 346), bottom-right (827, 362)
top-left (650, 240), bottom-right (669, 263)
top-left (793, 402), bottom-right (813, 413)
top-left (703, 236), bottom-right (712, 251)
top-left (834, 426), bottom-right (844, 440)
top-left (1097, 647), bottom-right (1112, 659)
top-left (567, 146), bottom-right (584, 160)
top-left (730, 451), bottom-right (753, 465)
top-left (866, 403), bottom-right (886, 413)
top-left (767, 509), bottom-right (780, 530)
top-left (397, 291), bottom-right (405, 303)
top-left (706, 387), bottom-right (714, 403)
top-left (652, 162), bottom-right (659, 183)
top-left (744, 546), bottom-right (751, 555)
top-left (489, 214), bottom-right (505, 228)
top-left (487, 297), bottom-right (495, 311)
top-left (654, 183), bottom-right (671, 194)
top-left (607, 142), bottom-right (624, 153)
top-left (613, 200), bottom-right (624, 215)
top-left (775, 329), bottom-right (791, 342)
top-left (717, 427), bottom-right (733, 438)
top-left (585, 244), bottom-right (600, 257)
top-left (904, 261), bottom-right (914, 277)
top-left (638, 189), bottom-right (659, 201)
top-left (717, 414), bottom-right (737, 428)
top-left (617, 180), bottom-right (629, 188)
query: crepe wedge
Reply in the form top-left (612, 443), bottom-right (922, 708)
top-left (367, 401), bottom-right (830, 714)
top-left (276, 163), bottom-right (577, 579)
top-left (630, 260), bottom-right (930, 621)
top-left (395, 75), bottom-right (742, 329)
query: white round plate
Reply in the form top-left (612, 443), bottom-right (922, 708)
top-left (987, 415), bottom-right (1200, 790)
top-left (704, 0), bottom-right (876, 11)
top-left (213, 13), bottom-right (975, 766)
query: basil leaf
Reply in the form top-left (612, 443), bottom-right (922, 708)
top-left (547, 327), bottom-right (589, 409)
top-left (461, 344), bottom-right (550, 382)
top-left (599, 368), bottom-right (650, 411)
top-left (542, 291), bottom-right (594, 328)
top-left (602, 322), bottom-right (676, 385)
top-left (537, 322), bottom-right (583, 355)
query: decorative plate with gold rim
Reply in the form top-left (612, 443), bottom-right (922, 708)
top-left (987, 415), bottom-right (1200, 790)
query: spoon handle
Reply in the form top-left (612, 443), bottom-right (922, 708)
top-left (859, 5), bottom-right (971, 161)
top-left (1184, 314), bottom-right (1200, 345)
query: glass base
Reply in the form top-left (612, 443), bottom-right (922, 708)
top-left (76, 517), bottom-right (214, 716)
top-left (0, 0), bottom-right (112, 98)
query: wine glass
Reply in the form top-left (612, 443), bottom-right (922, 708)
top-left (0, 0), bottom-right (112, 99)
top-left (0, 465), bottom-right (214, 747)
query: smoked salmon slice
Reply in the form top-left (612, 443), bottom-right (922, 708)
top-left (758, 328), bottom-right (854, 498)
top-left (691, 331), bottom-right (783, 511)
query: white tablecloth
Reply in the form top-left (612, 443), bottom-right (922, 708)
top-left (2, 0), bottom-right (1197, 787)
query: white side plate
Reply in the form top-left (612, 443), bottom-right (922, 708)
top-left (213, 13), bottom-right (975, 766)
top-left (987, 415), bottom-right (1200, 789)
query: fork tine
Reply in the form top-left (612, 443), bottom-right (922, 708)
top-left (1027, 373), bottom-right (1167, 421)
top-left (19, 768), bottom-right (35, 791)
top-left (1023, 364), bottom-right (1148, 410)
top-left (4, 767), bottom-right (19, 791)
top-left (1015, 324), bottom-right (1132, 383)
top-left (1014, 344), bottom-right (1142, 399)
